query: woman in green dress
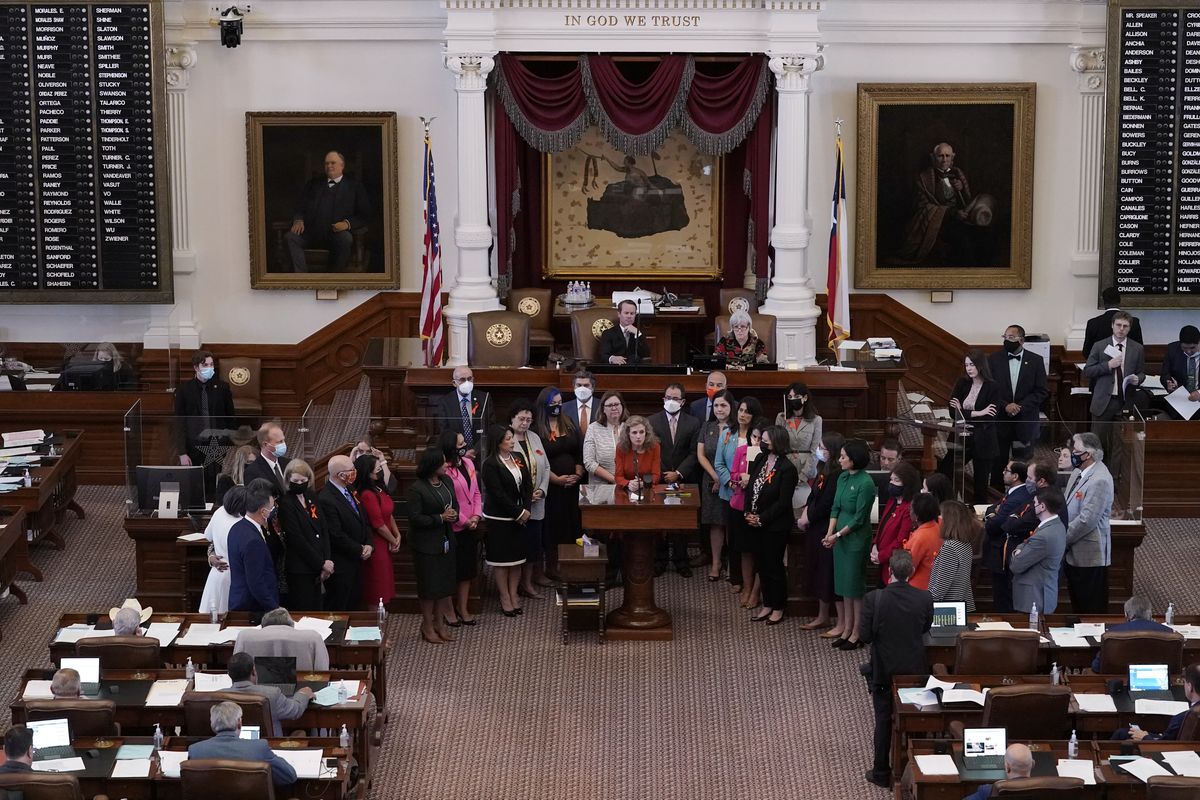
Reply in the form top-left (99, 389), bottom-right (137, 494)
top-left (822, 438), bottom-right (875, 650)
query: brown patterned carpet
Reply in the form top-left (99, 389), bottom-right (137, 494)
top-left (1, 486), bottom-right (1196, 799)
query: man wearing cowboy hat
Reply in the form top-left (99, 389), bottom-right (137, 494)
top-left (109, 598), bottom-right (153, 634)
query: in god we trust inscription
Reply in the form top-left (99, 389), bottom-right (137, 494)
top-left (562, 13), bottom-right (701, 28)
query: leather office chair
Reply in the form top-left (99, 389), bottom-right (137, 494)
top-left (1147, 776), bottom-right (1200, 799)
top-left (75, 636), bottom-right (161, 670)
top-left (182, 691), bottom-right (273, 738)
top-left (467, 311), bottom-right (530, 368)
top-left (944, 630), bottom-right (1041, 675)
top-left (947, 684), bottom-right (1072, 740)
top-left (570, 307), bottom-right (619, 363)
top-left (993, 776), bottom-right (1087, 797)
top-left (705, 290), bottom-right (761, 350)
top-left (26, 699), bottom-right (120, 737)
top-left (222, 356), bottom-right (263, 419)
top-left (1176, 704), bottom-right (1200, 740)
top-left (0, 772), bottom-right (96, 800)
top-left (181, 759), bottom-right (298, 800)
top-left (1096, 630), bottom-right (1185, 674)
top-left (713, 313), bottom-right (778, 361)
top-left (507, 288), bottom-right (555, 356)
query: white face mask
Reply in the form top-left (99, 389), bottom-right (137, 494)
top-left (663, 399), bottom-right (682, 414)
top-left (456, 380), bottom-right (474, 396)
top-left (574, 386), bottom-right (593, 403)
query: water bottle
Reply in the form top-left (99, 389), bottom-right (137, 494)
top-left (337, 680), bottom-right (348, 704)
top-left (22, 469), bottom-right (31, 488)
top-left (1050, 662), bottom-right (1060, 686)
top-left (338, 724), bottom-right (350, 749)
top-left (184, 657), bottom-right (194, 680)
top-left (1166, 602), bottom-right (1176, 627)
top-left (1068, 729), bottom-right (1078, 758)
top-left (377, 598), bottom-right (386, 628)
top-left (209, 599), bottom-right (219, 625)
top-left (1028, 602), bottom-right (1039, 632)
top-left (153, 723), bottom-right (164, 751)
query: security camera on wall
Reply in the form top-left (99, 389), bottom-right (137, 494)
top-left (217, 5), bottom-right (247, 48)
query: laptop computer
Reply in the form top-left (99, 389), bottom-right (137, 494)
top-left (931, 602), bottom-right (968, 637)
top-left (963, 727), bottom-right (1006, 772)
top-left (60, 656), bottom-right (101, 697)
top-left (239, 725), bottom-right (261, 740)
top-left (1129, 663), bottom-right (1174, 701)
top-left (254, 656), bottom-right (298, 697)
top-left (28, 717), bottom-right (76, 761)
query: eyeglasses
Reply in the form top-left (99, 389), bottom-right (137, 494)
top-left (602, 403), bottom-right (622, 409)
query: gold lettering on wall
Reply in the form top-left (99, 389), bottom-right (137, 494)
top-left (563, 14), bottom-right (701, 28)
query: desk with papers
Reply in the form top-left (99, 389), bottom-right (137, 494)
top-left (907, 739), bottom-right (1101, 799)
top-left (1096, 742), bottom-right (1200, 799)
top-left (0, 506), bottom-right (28, 622)
top-left (0, 428), bottom-right (85, 581)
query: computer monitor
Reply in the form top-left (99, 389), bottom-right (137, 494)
top-left (60, 657), bottom-right (101, 688)
top-left (1129, 664), bottom-right (1170, 693)
top-left (58, 360), bottom-right (109, 391)
top-left (136, 465), bottom-right (206, 511)
top-left (239, 726), bottom-right (261, 740)
top-left (932, 602), bottom-right (967, 628)
top-left (28, 717), bottom-right (71, 751)
top-left (963, 728), bottom-right (1006, 771)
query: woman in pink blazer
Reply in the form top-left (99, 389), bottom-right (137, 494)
top-left (441, 430), bottom-right (483, 625)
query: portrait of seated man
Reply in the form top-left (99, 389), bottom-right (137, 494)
top-left (894, 141), bottom-right (996, 268)
top-left (283, 149), bottom-right (373, 273)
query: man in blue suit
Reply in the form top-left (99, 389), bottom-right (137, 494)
top-left (1160, 325), bottom-right (1200, 417)
top-left (227, 479), bottom-right (279, 612)
top-left (982, 459), bottom-right (1031, 611)
top-left (963, 744), bottom-right (1035, 800)
top-left (1125, 663), bottom-right (1200, 741)
top-left (1008, 487), bottom-right (1067, 615)
top-left (1091, 595), bottom-right (1174, 672)
top-left (187, 701), bottom-right (297, 786)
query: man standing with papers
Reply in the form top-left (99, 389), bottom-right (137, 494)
top-left (1008, 487), bottom-right (1067, 615)
top-left (1082, 311), bottom-right (1144, 482)
top-left (1119, 663), bottom-right (1200, 742)
top-left (962, 744), bottom-right (1035, 799)
top-left (188, 701), bottom-right (297, 785)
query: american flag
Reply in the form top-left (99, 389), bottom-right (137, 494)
top-left (419, 128), bottom-right (445, 367)
top-left (826, 132), bottom-right (851, 357)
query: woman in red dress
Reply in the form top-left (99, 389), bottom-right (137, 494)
top-left (354, 453), bottom-right (399, 608)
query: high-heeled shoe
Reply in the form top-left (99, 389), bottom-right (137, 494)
top-left (443, 616), bottom-right (462, 628)
top-left (830, 637), bottom-right (847, 648)
top-left (835, 638), bottom-right (862, 650)
top-left (514, 606), bottom-right (524, 615)
top-left (500, 608), bottom-right (518, 618)
top-left (458, 616), bottom-right (478, 626)
top-left (750, 611), bottom-right (771, 622)
top-left (766, 614), bottom-right (785, 626)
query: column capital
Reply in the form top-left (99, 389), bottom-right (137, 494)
top-left (1069, 45), bottom-right (1105, 93)
top-left (165, 42), bottom-right (198, 91)
top-left (768, 52), bottom-right (823, 93)
top-left (444, 52), bottom-right (496, 91)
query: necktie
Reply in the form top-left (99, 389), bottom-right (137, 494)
top-left (199, 385), bottom-right (210, 430)
top-left (1008, 353), bottom-right (1022, 360)
top-left (579, 403), bottom-right (588, 435)
top-left (460, 397), bottom-right (474, 448)
top-left (1189, 355), bottom-right (1198, 392)
top-left (1114, 342), bottom-right (1124, 397)
top-left (327, 180), bottom-right (336, 189)
top-left (669, 414), bottom-right (677, 443)
top-left (273, 461), bottom-right (285, 487)
top-left (626, 330), bottom-right (635, 360)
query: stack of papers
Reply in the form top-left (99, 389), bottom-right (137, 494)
top-left (0, 445), bottom-right (37, 457)
top-left (974, 621), bottom-right (1014, 631)
top-left (270, 749), bottom-right (327, 779)
top-left (1161, 750), bottom-right (1200, 777)
top-left (897, 687), bottom-right (939, 706)
top-left (158, 750), bottom-right (188, 777)
top-left (54, 624), bottom-right (114, 644)
top-left (1073, 622), bottom-right (1106, 637)
top-left (176, 532), bottom-right (207, 542)
top-left (1049, 628), bottom-right (1092, 648)
top-left (175, 623), bottom-right (223, 645)
top-left (941, 688), bottom-right (987, 705)
top-left (296, 616), bottom-right (335, 639)
top-left (1116, 756), bottom-right (1173, 782)
top-left (347, 626), bottom-right (382, 641)
top-left (925, 676), bottom-right (957, 692)
top-left (22, 680), bottom-right (54, 699)
top-left (914, 754), bottom-right (958, 776)
top-left (192, 672), bottom-right (233, 692)
top-left (110, 758), bottom-right (153, 778)
top-left (116, 744), bottom-right (155, 760)
top-left (313, 679), bottom-right (362, 706)
top-left (145, 678), bottom-right (189, 706)
top-left (210, 625), bottom-right (257, 643)
top-left (1073, 693), bottom-right (1118, 713)
top-left (145, 622), bottom-right (182, 646)
top-left (2, 429), bottom-right (44, 447)
top-left (1056, 759), bottom-right (1097, 784)
top-left (1135, 699), bottom-right (1190, 716)
top-left (1170, 624), bottom-right (1200, 640)
top-left (32, 757), bottom-right (85, 772)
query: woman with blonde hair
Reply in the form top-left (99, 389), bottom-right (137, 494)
top-left (276, 459), bottom-right (331, 610)
top-left (614, 415), bottom-right (661, 493)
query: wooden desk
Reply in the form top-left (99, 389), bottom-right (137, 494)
top-left (578, 483), bottom-right (699, 641)
top-left (552, 297), bottom-right (709, 365)
top-left (1066, 674), bottom-right (1190, 737)
top-left (1142, 419), bottom-right (1200, 517)
top-left (908, 739), bottom-right (1100, 799)
top-left (1096, 741), bottom-right (1200, 799)
top-left (3, 430), bottom-right (85, 580)
top-left (0, 506), bottom-right (28, 617)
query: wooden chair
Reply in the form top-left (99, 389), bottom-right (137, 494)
top-left (937, 630), bottom-right (1041, 675)
top-left (221, 356), bottom-right (263, 419)
top-left (75, 636), bottom-right (161, 670)
top-left (506, 288), bottom-right (555, 356)
top-left (705, 289), bottom-right (760, 350)
top-left (993, 776), bottom-right (1087, 797)
top-left (182, 691), bottom-right (274, 738)
top-left (1096, 630), bottom-right (1185, 674)
top-left (25, 699), bottom-right (120, 737)
top-left (947, 684), bottom-right (1072, 739)
top-left (713, 313), bottom-right (778, 361)
top-left (1147, 776), bottom-right (1200, 799)
top-left (0, 772), bottom-right (99, 800)
top-left (181, 759), bottom-right (297, 800)
top-left (569, 307), bottom-right (619, 363)
top-left (467, 311), bottom-right (530, 368)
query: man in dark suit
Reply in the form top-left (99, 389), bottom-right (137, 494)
top-left (1123, 663), bottom-right (1200, 742)
top-left (987, 325), bottom-right (1048, 484)
top-left (962, 744), bottom-right (1035, 800)
top-left (1160, 325), bottom-right (1200, 414)
top-left (285, 150), bottom-right (372, 273)
top-left (175, 349), bottom-right (235, 492)
top-left (1083, 311), bottom-right (1144, 482)
top-left (859, 549), bottom-right (933, 789)
top-left (227, 479), bottom-right (280, 613)
top-left (687, 370), bottom-right (727, 423)
top-left (1091, 596), bottom-right (1174, 671)
top-left (243, 421), bottom-right (291, 492)
top-left (188, 700), bottom-right (297, 785)
top-left (0, 725), bottom-right (33, 773)
top-left (434, 366), bottom-right (492, 462)
top-left (1082, 286), bottom-right (1144, 359)
top-left (1008, 487), bottom-right (1067, 614)
top-left (563, 369), bottom-right (601, 436)
top-left (648, 382), bottom-right (700, 576)
top-left (318, 454), bottom-right (372, 611)
top-left (598, 300), bottom-right (650, 365)
top-left (982, 459), bottom-right (1031, 612)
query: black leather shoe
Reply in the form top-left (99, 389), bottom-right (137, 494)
top-left (676, 565), bottom-right (692, 578)
top-left (865, 771), bottom-right (890, 788)
top-left (831, 637), bottom-right (847, 648)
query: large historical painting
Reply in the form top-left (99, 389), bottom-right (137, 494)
top-left (855, 84), bottom-right (1035, 290)
top-left (247, 112), bottom-right (400, 290)
top-left (543, 127), bottom-right (722, 279)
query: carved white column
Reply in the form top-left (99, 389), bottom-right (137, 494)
top-left (760, 53), bottom-right (824, 366)
top-left (1066, 45), bottom-right (1106, 351)
top-left (442, 52), bottom-right (501, 366)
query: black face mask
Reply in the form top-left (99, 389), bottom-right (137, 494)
top-left (287, 480), bottom-right (308, 495)
top-left (457, 446), bottom-right (468, 458)
top-left (761, 443), bottom-right (772, 454)
top-left (788, 398), bottom-right (805, 413)
top-left (1003, 339), bottom-right (1021, 354)
top-left (888, 483), bottom-right (904, 497)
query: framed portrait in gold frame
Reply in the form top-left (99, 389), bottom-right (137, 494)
top-left (542, 127), bottom-right (722, 280)
top-left (247, 112), bottom-right (400, 290)
top-left (854, 83), bottom-right (1036, 290)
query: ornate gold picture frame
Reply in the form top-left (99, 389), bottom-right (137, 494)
top-left (855, 83), bottom-right (1036, 290)
top-left (542, 127), bottom-right (722, 280)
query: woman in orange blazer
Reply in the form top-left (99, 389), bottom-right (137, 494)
top-left (904, 492), bottom-right (943, 591)
top-left (614, 415), bottom-right (661, 493)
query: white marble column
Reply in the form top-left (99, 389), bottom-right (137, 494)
top-left (1066, 46), bottom-right (1106, 351)
top-left (760, 53), bottom-right (824, 367)
top-left (443, 53), bottom-right (501, 366)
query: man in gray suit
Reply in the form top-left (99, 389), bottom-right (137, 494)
top-left (188, 701), bottom-right (297, 786)
top-left (1062, 433), bottom-right (1114, 613)
top-left (225, 652), bottom-right (313, 737)
top-left (1008, 487), bottom-right (1067, 614)
top-left (1082, 310), bottom-right (1144, 482)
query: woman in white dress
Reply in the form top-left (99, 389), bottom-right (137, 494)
top-left (198, 486), bottom-right (247, 615)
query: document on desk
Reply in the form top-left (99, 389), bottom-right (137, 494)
top-left (1166, 385), bottom-right (1200, 420)
top-left (271, 749), bottom-right (326, 779)
top-left (175, 623), bottom-right (222, 645)
top-left (0, 445), bottom-right (36, 457)
top-left (1072, 622), bottom-right (1106, 638)
top-left (914, 754), bottom-right (959, 776)
top-left (1160, 750), bottom-right (1200, 777)
top-left (1134, 699), bottom-right (1190, 716)
top-left (940, 689), bottom-right (987, 705)
top-left (22, 680), bottom-right (54, 699)
top-left (1117, 756), bottom-right (1173, 782)
top-left (145, 678), bottom-right (189, 706)
top-left (1170, 624), bottom-right (1200, 639)
top-left (974, 621), bottom-right (1014, 631)
top-left (314, 679), bottom-right (362, 706)
top-left (1, 428), bottom-right (44, 446)
top-left (211, 625), bottom-right (258, 643)
top-left (158, 750), bottom-right (188, 777)
top-left (54, 624), bottom-right (114, 644)
top-left (347, 625), bottom-right (382, 641)
top-left (176, 532), bottom-right (207, 542)
top-left (897, 688), bottom-right (939, 707)
top-left (145, 622), bottom-right (181, 646)
top-left (924, 676), bottom-right (958, 692)
top-left (1049, 628), bottom-right (1092, 648)
top-left (1072, 693), bottom-right (1118, 713)
top-left (193, 672), bottom-right (233, 692)
top-left (1056, 759), bottom-right (1097, 784)
top-left (296, 616), bottom-right (335, 638)
top-left (110, 758), bottom-right (153, 778)
top-left (32, 757), bottom-right (85, 772)
top-left (116, 744), bottom-right (155, 760)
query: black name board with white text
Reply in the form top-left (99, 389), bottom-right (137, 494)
top-left (0, 1), bottom-right (170, 303)
top-left (1102, 0), bottom-right (1200, 307)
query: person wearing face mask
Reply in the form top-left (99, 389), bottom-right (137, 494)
top-left (440, 430), bottom-right (483, 625)
top-left (244, 422), bottom-right (292, 492)
top-left (1008, 487), bottom-right (1067, 615)
top-left (824, 440), bottom-right (879, 648)
top-left (798, 431), bottom-right (844, 630)
top-left (727, 413), bottom-right (766, 608)
top-left (354, 453), bottom-right (400, 610)
top-left (774, 381), bottom-right (823, 510)
top-left (1062, 432), bottom-right (1114, 613)
top-left (318, 454), bottom-right (373, 611)
top-left (870, 461), bottom-right (920, 588)
top-left (534, 386), bottom-right (583, 580)
top-left (563, 370), bottom-right (602, 444)
top-left (175, 349), bottom-right (235, 486)
top-left (434, 367), bottom-right (493, 462)
top-left (228, 479), bottom-right (282, 612)
top-left (981, 459), bottom-right (1030, 612)
top-left (744, 425), bottom-right (799, 625)
top-left (948, 347), bottom-right (1001, 503)
top-left (649, 382), bottom-right (701, 577)
top-left (688, 371), bottom-right (727, 423)
top-left (986, 325), bottom-right (1047, 486)
top-left (275, 460), bottom-right (331, 612)
top-left (509, 400), bottom-right (552, 598)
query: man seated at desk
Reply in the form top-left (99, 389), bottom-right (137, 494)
top-left (234, 607), bottom-right (330, 671)
top-left (962, 743), bottom-right (1035, 800)
top-left (0, 725), bottom-right (34, 773)
top-left (713, 310), bottom-right (769, 369)
top-left (188, 700), bottom-right (298, 786)
top-left (1119, 662), bottom-right (1200, 742)
top-left (225, 652), bottom-right (313, 737)
top-left (599, 299), bottom-right (650, 365)
top-left (1090, 595), bottom-right (1174, 673)
top-left (1160, 324), bottom-right (1200, 409)
top-left (50, 667), bottom-right (82, 699)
